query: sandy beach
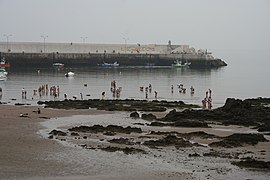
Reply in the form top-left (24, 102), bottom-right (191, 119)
top-left (0, 105), bottom-right (192, 179)
top-left (0, 105), bottom-right (111, 179)
top-left (0, 104), bottom-right (269, 180)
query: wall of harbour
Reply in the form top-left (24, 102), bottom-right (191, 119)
top-left (0, 42), bottom-right (227, 68)
top-left (0, 52), bottom-right (227, 69)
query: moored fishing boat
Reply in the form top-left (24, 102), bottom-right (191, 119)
top-left (171, 59), bottom-right (191, 68)
top-left (65, 71), bottom-right (75, 77)
top-left (53, 62), bottom-right (64, 68)
top-left (0, 57), bottom-right (11, 68)
top-left (0, 68), bottom-right (8, 80)
top-left (98, 61), bottom-right (119, 67)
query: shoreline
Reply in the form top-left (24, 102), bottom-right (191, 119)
top-left (0, 104), bottom-right (269, 180)
top-left (0, 105), bottom-right (192, 179)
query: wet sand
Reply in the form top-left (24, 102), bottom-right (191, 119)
top-left (0, 105), bottom-right (192, 180)
top-left (0, 105), bottom-right (270, 180)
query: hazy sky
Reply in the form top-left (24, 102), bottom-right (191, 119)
top-left (0, 0), bottom-right (269, 54)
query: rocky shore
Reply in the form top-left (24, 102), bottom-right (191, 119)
top-left (1, 97), bottom-right (270, 179)
top-left (41, 97), bottom-right (270, 172)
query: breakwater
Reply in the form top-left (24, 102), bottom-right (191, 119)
top-left (0, 42), bottom-right (227, 68)
top-left (0, 52), bottom-right (226, 68)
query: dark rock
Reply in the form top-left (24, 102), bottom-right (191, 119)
top-left (172, 120), bottom-right (209, 128)
top-left (256, 121), bottom-right (270, 132)
top-left (222, 98), bottom-right (251, 111)
top-left (108, 138), bottom-right (135, 145)
top-left (149, 121), bottom-right (167, 126)
top-left (141, 113), bottom-right (157, 120)
top-left (49, 129), bottom-right (67, 136)
top-left (182, 131), bottom-right (218, 139)
top-left (69, 124), bottom-right (142, 134)
top-left (143, 135), bottom-right (199, 148)
top-left (209, 133), bottom-right (268, 148)
top-left (100, 146), bottom-right (146, 154)
top-left (203, 151), bottom-right (233, 159)
top-left (156, 97), bottom-right (270, 129)
top-left (130, 111), bottom-right (140, 118)
top-left (71, 132), bottom-right (79, 136)
top-left (189, 153), bottom-right (201, 157)
top-left (38, 99), bottom-right (199, 112)
top-left (232, 159), bottom-right (270, 170)
top-left (103, 131), bottom-right (116, 136)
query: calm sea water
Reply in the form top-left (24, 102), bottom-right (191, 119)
top-left (0, 51), bottom-right (269, 108)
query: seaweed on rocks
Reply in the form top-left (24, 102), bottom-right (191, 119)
top-left (141, 113), bottom-right (157, 120)
top-left (256, 121), bottom-right (270, 132)
top-left (100, 146), bottom-right (146, 154)
top-left (143, 135), bottom-right (201, 148)
top-left (130, 111), bottom-right (140, 118)
top-left (181, 131), bottom-right (218, 139)
top-left (49, 129), bottom-right (67, 136)
top-left (149, 121), bottom-right (168, 126)
top-left (37, 99), bottom-right (199, 112)
top-left (203, 150), bottom-right (235, 159)
top-left (232, 158), bottom-right (270, 170)
top-left (108, 138), bottom-right (135, 145)
top-left (149, 131), bottom-right (218, 139)
top-left (68, 124), bottom-right (142, 134)
top-left (209, 133), bottom-right (268, 148)
top-left (155, 98), bottom-right (270, 130)
top-left (149, 120), bottom-right (209, 128)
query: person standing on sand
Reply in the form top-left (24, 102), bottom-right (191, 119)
top-left (154, 91), bottom-right (158, 100)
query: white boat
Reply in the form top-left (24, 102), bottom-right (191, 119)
top-left (65, 71), bottom-right (75, 77)
top-left (53, 62), bottom-right (64, 68)
top-left (98, 61), bottom-right (119, 67)
top-left (0, 68), bottom-right (8, 80)
top-left (171, 59), bottom-right (191, 68)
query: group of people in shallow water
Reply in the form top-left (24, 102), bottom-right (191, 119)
top-left (110, 80), bottom-right (122, 99)
top-left (140, 84), bottom-right (158, 100)
top-left (21, 84), bottom-right (60, 100)
top-left (170, 84), bottom-right (195, 95)
top-left (12, 80), bottom-right (213, 110)
top-left (101, 80), bottom-right (123, 100)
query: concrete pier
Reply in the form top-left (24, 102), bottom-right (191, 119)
top-left (0, 42), bottom-right (227, 68)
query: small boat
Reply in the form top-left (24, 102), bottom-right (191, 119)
top-left (98, 61), bottom-right (119, 67)
top-left (0, 68), bottom-right (8, 80)
top-left (171, 59), bottom-right (191, 68)
top-left (65, 71), bottom-right (75, 77)
top-left (53, 62), bottom-right (64, 68)
top-left (0, 57), bottom-right (11, 68)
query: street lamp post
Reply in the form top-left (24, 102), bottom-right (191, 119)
top-left (41, 35), bottom-right (48, 53)
top-left (80, 36), bottom-right (88, 44)
top-left (3, 34), bottom-right (12, 52)
top-left (123, 37), bottom-right (129, 53)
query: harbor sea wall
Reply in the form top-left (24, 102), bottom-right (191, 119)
top-left (0, 42), bottom-right (227, 68)
top-left (0, 52), bottom-right (227, 68)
